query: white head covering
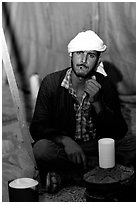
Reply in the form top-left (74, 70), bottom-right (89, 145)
top-left (68, 30), bottom-right (106, 53)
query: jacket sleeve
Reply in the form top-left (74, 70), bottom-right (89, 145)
top-left (95, 76), bottom-right (128, 141)
top-left (29, 75), bottom-right (66, 142)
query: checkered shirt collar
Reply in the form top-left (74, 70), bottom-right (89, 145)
top-left (61, 68), bottom-right (72, 89)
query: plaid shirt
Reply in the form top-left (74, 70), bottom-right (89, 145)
top-left (61, 68), bottom-right (96, 142)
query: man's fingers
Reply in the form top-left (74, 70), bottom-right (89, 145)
top-left (85, 75), bottom-right (101, 97)
top-left (86, 79), bottom-right (101, 89)
top-left (68, 152), bottom-right (86, 169)
top-left (76, 154), bottom-right (81, 165)
top-left (75, 153), bottom-right (87, 169)
top-left (86, 83), bottom-right (99, 93)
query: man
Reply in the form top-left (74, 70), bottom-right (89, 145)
top-left (30, 30), bottom-right (128, 193)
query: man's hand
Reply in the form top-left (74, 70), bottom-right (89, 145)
top-left (84, 75), bottom-right (101, 102)
top-left (62, 137), bottom-right (86, 169)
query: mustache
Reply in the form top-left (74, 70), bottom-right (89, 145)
top-left (77, 63), bottom-right (88, 68)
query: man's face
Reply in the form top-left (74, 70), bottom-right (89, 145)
top-left (71, 51), bottom-right (100, 79)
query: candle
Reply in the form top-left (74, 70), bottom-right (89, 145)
top-left (98, 138), bottom-right (115, 168)
top-left (30, 74), bottom-right (40, 101)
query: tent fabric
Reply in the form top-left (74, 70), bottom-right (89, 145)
top-left (99, 3), bottom-right (136, 99)
top-left (3, 2), bottom-right (136, 102)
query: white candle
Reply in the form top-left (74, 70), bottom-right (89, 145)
top-left (30, 74), bottom-right (40, 101)
top-left (98, 138), bottom-right (115, 168)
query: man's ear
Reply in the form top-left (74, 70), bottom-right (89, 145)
top-left (97, 56), bottom-right (101, 66)
top-left (69, 52), bottom-right (72, 57)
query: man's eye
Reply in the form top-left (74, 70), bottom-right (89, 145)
top-left (89, 53), bottom-right (96, 58)
top-left (76, 51), bottom-right (83, 55)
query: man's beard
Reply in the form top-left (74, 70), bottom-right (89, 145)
top-left (71, 60), bottom-right (97, 79)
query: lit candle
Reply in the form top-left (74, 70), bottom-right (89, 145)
top-left (30, 74), bottom-right (40, 101)
top-left (98, 138), bottom-right (115, 168)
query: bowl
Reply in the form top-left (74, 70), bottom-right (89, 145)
top-left (83, 164), bottom-right (135, 194)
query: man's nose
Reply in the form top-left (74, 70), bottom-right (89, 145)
top-left (81, 52), bottom-right (87, 63)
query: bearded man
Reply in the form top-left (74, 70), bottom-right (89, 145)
top-left (30, 30), bottom-right (128, 193)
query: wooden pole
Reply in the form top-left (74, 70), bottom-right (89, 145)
top-left (2, 28), bottom-right (36, 166)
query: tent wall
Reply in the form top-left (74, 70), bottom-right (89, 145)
top-left (3, 2), bottom-right (136, 102)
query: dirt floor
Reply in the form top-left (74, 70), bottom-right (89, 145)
top-left (2, 82), bottom-right (136, 202)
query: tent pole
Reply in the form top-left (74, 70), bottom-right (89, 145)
top-left (2, 27), bottom-right (36, 167)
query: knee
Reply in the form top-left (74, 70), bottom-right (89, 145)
top-left (33, 139), bottom-right (59, 161)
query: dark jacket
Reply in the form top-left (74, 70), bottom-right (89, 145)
top-left (30, 68), bottom-right (128, 142)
